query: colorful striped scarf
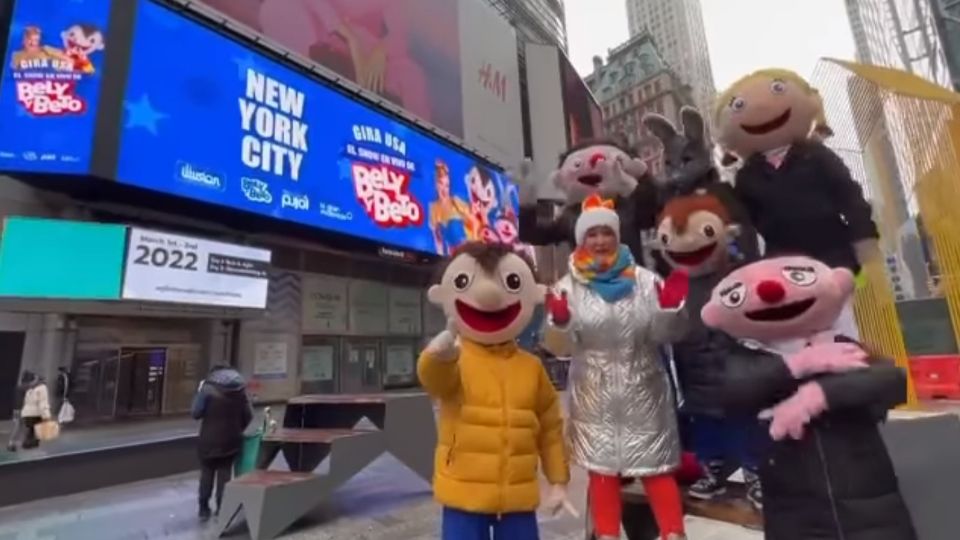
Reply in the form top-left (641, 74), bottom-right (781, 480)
top-left (571, 244), bottom-right (636, 303)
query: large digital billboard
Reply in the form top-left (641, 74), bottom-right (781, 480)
top-left (116, 0), bottom-right (518, 256)
top-left (197, 0), bottom-right (465, 138)
top-left (0, 0), bottom-right (110, 173)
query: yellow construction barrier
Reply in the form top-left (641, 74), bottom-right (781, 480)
top-left (811, 59), bottom-right (960, 407)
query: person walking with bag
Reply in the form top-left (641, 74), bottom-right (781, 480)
top-left (191, 364), bottom-right (253, 521)
top-left (6, 374), bottom-right (31, 452)
top-left (19, 371), bottom-right (52, 449)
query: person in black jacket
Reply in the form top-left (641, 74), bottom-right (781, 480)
top-left (715, 69), bottom-right (880, 339)
top-left (701, 255), bottom-right (917, 540)
top-left (191, 364), bottom-right (253, 520)
top-left (655, 192), bottom-right (767, 509)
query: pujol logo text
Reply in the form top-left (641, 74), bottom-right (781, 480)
top-left (281, 190), bottom-right (309, 210)
top-left (351, 163), bottom-right (422, 227)
top-left (176, 162), bottom-right (225, 190)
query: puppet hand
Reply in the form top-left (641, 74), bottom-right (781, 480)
top-left (545, 290), bottom-right (571, 326)
top-left (510, 158), bottom-right (538, 205)
top-left (609, 157), bottom-right (639, 196)
top-left (784, 342), bottom-right (868, 378)
top-left (760, 382), bottom-right (828, 441)
top-left (657, 270), bottom-right (690, 309)
top-left (854, 239), bottom-right (882, 266)
top-left (543, 484), bottom-right (579, 518)
top-left (425, 321), bottom-right (459, 362)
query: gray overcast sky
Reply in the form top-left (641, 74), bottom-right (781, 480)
top-left (565, 0), bottom-right (857, 90)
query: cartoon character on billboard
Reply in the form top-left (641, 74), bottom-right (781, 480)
top-left (464, 163), bottom-right (498, 241)
top-left (60, 23), bottom-right (105, 74)
top-left (429, 159), bottom-right (470, 255)
top-left (9, 23), bottom-right (104, 74)
top-left (10, 26), bottom-right (52, 68)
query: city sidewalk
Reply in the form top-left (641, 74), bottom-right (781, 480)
top-left (0, 451), bottom-right (762, 540)
top-left (0, 415), bottom-right (198, 464)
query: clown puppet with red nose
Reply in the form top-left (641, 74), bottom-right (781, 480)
top-left (701, 255), bottom-right (916, 540)
top-left (715, 69), bottom-right (881, 339)
top-left (513, 139), bottom-right (660, 268)
top-left (418, 242), bottom-right (577, 540)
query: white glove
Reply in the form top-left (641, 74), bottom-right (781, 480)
top-left (542, 484), bottom-right (579, 518)
top-left (608, 157), bottom-right (639, 197)
top-left (509, 158), bottom-right (538, 205)
top-left (425, 319), bottom-right (459, 362)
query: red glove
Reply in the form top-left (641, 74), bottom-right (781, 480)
top-left (545, 291), bottom-right (571, 326)
top-left (657, 270), bottom-right (690, 309)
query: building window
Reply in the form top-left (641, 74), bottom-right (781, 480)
top-left (654, 80), bottom-right (662, 94)
top-left (655, 101), bottom-right (664, 114)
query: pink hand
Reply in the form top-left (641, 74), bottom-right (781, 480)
top-left (761, 382), bottom-right (828, 441)
top-left (784, 342), bottom-right (868, 378)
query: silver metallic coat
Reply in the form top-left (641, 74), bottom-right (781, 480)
top-left (553, 265), bottom-right (687, 477)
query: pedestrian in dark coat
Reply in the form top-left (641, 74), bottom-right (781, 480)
top-left (191, 365), bottom-right (253, 520)
top-left (701, 255), bottom-right (917, 540)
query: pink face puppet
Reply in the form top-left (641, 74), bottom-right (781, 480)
top-left (701, 256), bottom-right (855, 342)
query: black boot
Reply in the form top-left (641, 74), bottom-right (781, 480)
top-left (199, 503), bottom-right (212, 521)
top-left (688, 460), bottom-right (726, 500)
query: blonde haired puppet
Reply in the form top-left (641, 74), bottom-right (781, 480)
top-left (714, 68), bottom-right (879, 338)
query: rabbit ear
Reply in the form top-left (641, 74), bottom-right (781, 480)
top-left (680, 107), bottom-right (706, 143)
top-left (642, 113), bottom-right (677, 143)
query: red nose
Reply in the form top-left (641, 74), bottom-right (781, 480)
top-left (756, 280), bottom-right (786, 304)
top-left (589, 152), bottom-right (606, 168)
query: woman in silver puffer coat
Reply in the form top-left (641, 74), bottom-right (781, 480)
top-left (545, 195), bottom-right (689, 540)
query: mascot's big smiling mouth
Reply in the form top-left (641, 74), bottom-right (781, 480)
top-left (455, 300), bottom-right (521, 333)
top-left (745, 298), bottom-right (816, 322)
top-left (578, 174), bottom-right (603, 187)
top-left (741, 108), bottom-right (792, 135)
top-left (668, 244), bottom-right (717, 267)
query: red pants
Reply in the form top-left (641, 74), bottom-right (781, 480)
top-left (589, 471), bottom-right (684, 538)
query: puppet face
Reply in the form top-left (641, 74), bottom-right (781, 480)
top-left (582, 225), bottom-right (618, 258)
top-left (467, 167), bottom-right (496, 216)
top-left (428, 250), bottom-right (546, 344)
top-left (644, 108), bottom-right (714, 195)
top-left (701, 256), bottom-right (854, 341)
top-left (717, 75), bottom-right (820, 157)
top-left (551, 144), bottom-right (647, 203)
top-left (62, 25), bottom-right (104, 56)
top-left (657, 210), bottom-right (736, 277)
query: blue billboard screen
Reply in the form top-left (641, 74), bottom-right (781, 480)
top-left (116, 0), bottom-right (519, 255)
top-left (0, 0), bottom-right (110, 173)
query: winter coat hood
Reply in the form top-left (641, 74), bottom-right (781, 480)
top-left (205, 368), bottom-right (246, 392)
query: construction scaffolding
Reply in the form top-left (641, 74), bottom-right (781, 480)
top-left (813, 59), bottom-right (960, 406)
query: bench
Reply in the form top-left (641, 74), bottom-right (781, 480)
top-left (218, 392), bottom-right (436, 540)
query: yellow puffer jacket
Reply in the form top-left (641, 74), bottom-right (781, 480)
top-left (417, 338), bottom-right (569, 514)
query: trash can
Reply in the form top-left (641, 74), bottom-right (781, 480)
top-left (234, 429), bottom-right (263, 477)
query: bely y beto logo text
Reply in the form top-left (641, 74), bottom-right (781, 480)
top-left (352, 163), bottom-right (422, 227)
top-left (16, 81), bottom-right (86, 116)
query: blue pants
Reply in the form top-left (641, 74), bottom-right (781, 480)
top-left (686, 413), bottom-right (769, 471)
top-left (441, 507), bottom-right (539, 540)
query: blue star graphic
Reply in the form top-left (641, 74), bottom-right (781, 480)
top-left (233, 55), bottom-right (259, 80)
top-left (124, 94), bottom-right (168, 135)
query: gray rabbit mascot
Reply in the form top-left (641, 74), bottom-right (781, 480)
top-left (642, 106), bottom-right (768, 517)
